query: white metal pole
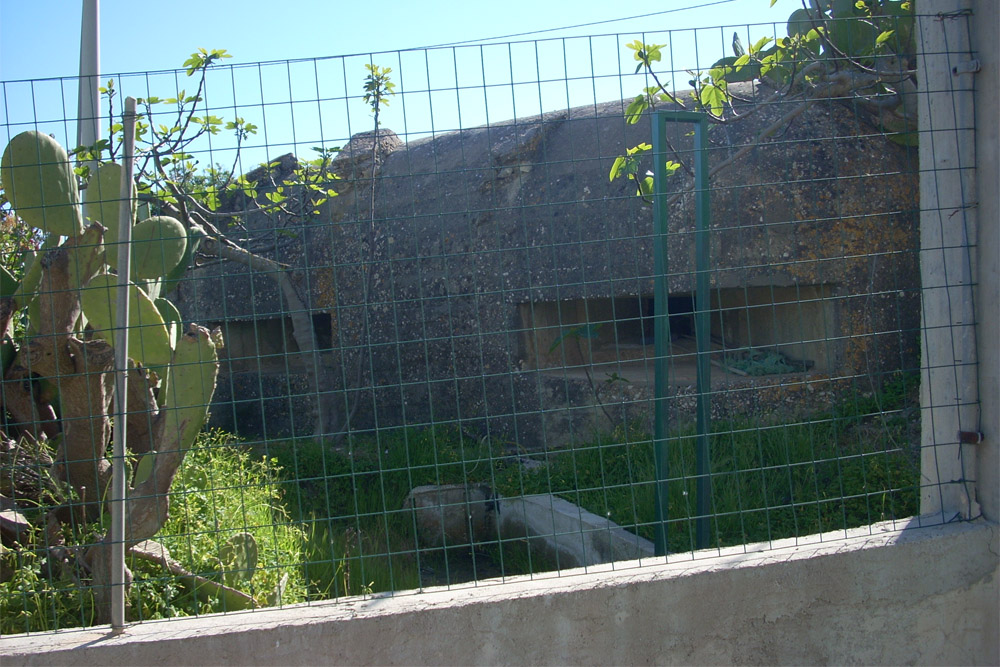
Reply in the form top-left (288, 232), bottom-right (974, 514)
top-left (110, 96), bottom-right (137, 632)
top-left (76, 0), bottom-right (100, 153)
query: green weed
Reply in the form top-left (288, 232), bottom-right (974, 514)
top-left (1, 430), bottom-right (306, 632)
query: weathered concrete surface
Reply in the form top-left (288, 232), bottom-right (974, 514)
top-left (403, 483), bottom-right (655, 567)
top-left (973, 0), bottom-right (1000, 523)
top-left (175, 82), bottom-right (920, 445)
top-left (917, 0), bottom-right (981, 521)
top-left (497, 494), bottom-right (655, 568)
top-left (403, 485), bottom-right (654, 568)
top-left (3, 520), bottom-right (995, 666)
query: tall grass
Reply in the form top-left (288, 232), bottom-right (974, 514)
top-left (490, 372), bottom-right (920, 551)
top-left (266, 371), bottom-right (920, 594)
top-left (1, 431), bottom-right (307, 633)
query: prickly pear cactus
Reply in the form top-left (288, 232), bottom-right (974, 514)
top-left (0, 130), bottom-right (222, 607)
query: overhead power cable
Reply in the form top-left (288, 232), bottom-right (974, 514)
top-left (420, 0), bottom-right (742, 49)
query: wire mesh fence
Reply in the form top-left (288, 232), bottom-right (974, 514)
top-left (0, 6), bottom-right (980, 632)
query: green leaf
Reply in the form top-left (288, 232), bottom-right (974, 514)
top-left (625, 95), bottom-right (648, 124)
top-left (627, 40), bottom-right (664, 70)
top-left (609, 156), bottom-right (626, 182)
top-left (638, 176), bottom-right (654, 197)
top-left (626, 142), bottom-right (652, 156)
top-left (700, 83), bottom-right (728, 118)
top-left (265, 191), bottom-right (286, 204)
top-left (876, 30), bottom-right (895, 45)
top-left (204, 185), bottom-right (220, 212)
top-left (750, 36), bottom-right (773, 55)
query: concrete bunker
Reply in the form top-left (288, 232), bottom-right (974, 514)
top-left (174, 82), bottom-right (920, 445)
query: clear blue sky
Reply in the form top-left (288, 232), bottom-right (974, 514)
top-left (1, 0), bottom-right (802, 168)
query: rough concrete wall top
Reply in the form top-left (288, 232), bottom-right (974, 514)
top-left (5, 521), bottom-right (996, 666)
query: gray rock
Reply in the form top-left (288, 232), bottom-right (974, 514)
top-left (404, 483), bottom-right (498, 549)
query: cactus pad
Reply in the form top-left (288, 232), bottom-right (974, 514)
top-left (83, 162), bottom-right (131, 245)
top-left (1, 131), bottom-right (84, 237)
top-left (80, 273), bottom-right (172, 368)
top-left (162, 324), bottom-right (220, 453)
top-left (125, 216), bottom-right (188, 280)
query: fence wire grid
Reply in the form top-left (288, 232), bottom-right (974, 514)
top-left (0, 8), bottom-right (981, 633)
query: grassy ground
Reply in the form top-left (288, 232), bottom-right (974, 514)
top-left (263, 371), bottom-right (921, 597)
top-left (1, 432), bottom-right (308, 633)
top-left (1, 372), bottom-right (920, 630)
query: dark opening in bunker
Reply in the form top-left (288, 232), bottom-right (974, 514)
top-left (210, 312), bottom-right (335, 373)
top-left (519, 285), bottom-right (838, 384)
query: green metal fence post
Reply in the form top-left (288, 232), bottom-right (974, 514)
top-left (653, 110), bottom-right (712, 555)
top-left (651, 112), bottom-right (671, 557)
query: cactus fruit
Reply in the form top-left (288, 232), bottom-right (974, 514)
top-left (112, 215), bottom-right (187, 280)
top-left (1, 131), bottom-right (84, 237)
top-left (81, 273), bottom-right (172, 368)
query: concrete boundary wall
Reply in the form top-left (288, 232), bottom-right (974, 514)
top-left (2, 520), bottom-right (996, 665)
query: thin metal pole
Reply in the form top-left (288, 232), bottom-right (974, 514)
top-left (651, 112), bottom-right (671, 557)
top-left (110, 96), bottom-right (137, 632)
top-left (652, 111), bottom-right (712, 554)
top-left (76, 0), bottom-right (100, 154)
top-left (692, 119), bottom-right (712, 551)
